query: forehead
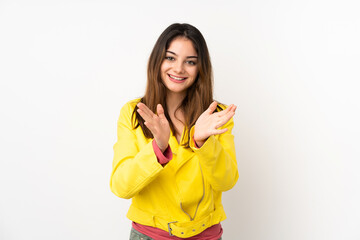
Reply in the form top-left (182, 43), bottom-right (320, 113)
top-left (167, 37), bottom-right (197, 55)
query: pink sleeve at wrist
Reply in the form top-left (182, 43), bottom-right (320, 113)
top-left (152, 140), bottom-right (173, 165)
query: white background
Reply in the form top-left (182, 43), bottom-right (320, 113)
top-left (1, 0), bottom-right (359, 239)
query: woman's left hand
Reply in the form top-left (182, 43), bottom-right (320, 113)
top-left (193, 101), bottom-right (237, 147)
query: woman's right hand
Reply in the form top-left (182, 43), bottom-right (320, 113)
top-left (137, 103), bottom-right (170, 152)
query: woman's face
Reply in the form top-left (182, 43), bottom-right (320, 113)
top-left (160, 37), bottom-right (199, 96)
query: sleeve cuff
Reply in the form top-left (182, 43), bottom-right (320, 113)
top-left (192, 136), bottom-right (200, 148)
top-left (189, 125), bottom-right (212, 152)
top-left (152, 140), bottom-right (173, 165)
top-left (189, 126), bottom-right (199, 150)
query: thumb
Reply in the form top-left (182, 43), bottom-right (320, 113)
top-left (157, 104), bottom-right (166, 119)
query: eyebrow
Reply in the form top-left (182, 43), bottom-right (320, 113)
top-left (166, 50), bottom-right (198, 59)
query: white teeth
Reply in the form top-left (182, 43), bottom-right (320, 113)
top-left (169, 74), bottom-right (186, 81)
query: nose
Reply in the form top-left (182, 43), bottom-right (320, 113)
top-left (173, 61), bottom-right (185, 74)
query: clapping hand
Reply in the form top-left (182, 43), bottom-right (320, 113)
top-left (136, 103), bottom-right (170, 152)
top-left (193, 101), bottom-right (237, 147)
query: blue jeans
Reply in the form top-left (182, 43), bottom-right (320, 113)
top-left (129, 227), bottom-right (223, 240)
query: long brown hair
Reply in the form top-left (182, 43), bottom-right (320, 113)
top-left (132, 23), bottom-right (222, 147)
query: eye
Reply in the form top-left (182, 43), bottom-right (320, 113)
top-left (165, 56), bottom-right (175, 61)
top-left (186, 60), bottom-right (197, 66)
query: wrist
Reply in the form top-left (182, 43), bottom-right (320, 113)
top-left (192, 127), bottom-right (207, 148)
top-left (157, 142), bottom-right (168, 152)
top-left (193, 135), bottom-right (206, 144)
top-left (159, 145), bottom-right (168, 152)
top-left (193, 138), bottom-right (206, 148)
top-left (195, 139), bottom-right (205, 144)
top-left (154, 137), bottom-right (169, 152)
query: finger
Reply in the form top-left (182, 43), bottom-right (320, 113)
top-left (215, 111), bottom-right (235, 128)
top-left (232, 105), bottom-right (237, 112)
top-left (217, 104), bottom-right (235, 117)
top-left (212, 128), bottom-right (228, 135)
top-left (138, 103), bottom-right (154, 116)
top-left (137, 108), bottom-right (153, 123)
top-left (137, 103), bottom-right (155, 118)
top-left (144, 121), bottom-right (157, 134)
top-left (228, 105), bottom-right (237, 113)
top-left (137, 105), bottom-right (158, 124)
top-left (156, 104), bottom-right (166, 119)
top-left (206, 101), bottom-right (218, 114)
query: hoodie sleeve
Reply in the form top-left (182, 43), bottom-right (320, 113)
top-left (189, 106), bottom-right (239, 192)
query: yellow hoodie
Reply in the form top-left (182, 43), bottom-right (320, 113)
top-left (110, 99), bottom-right (239, 238)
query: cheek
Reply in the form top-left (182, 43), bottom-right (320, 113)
top-left (161, 61), bottom-right (170, 72)
top-left (160, 62), bottom-right (165, 74)
top-left (160, 64), bottom-right (169, 82)
top-left (191, 68), bottom-right (199, 78)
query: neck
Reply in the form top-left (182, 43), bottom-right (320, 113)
top-left (166, 92), bottom-right (185, 114)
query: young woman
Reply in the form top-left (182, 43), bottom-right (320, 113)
top-left (110, 23), bottom-right (238, 240)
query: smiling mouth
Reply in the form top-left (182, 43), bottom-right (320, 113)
top-left (168, 74), bottom-right (187, 81)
